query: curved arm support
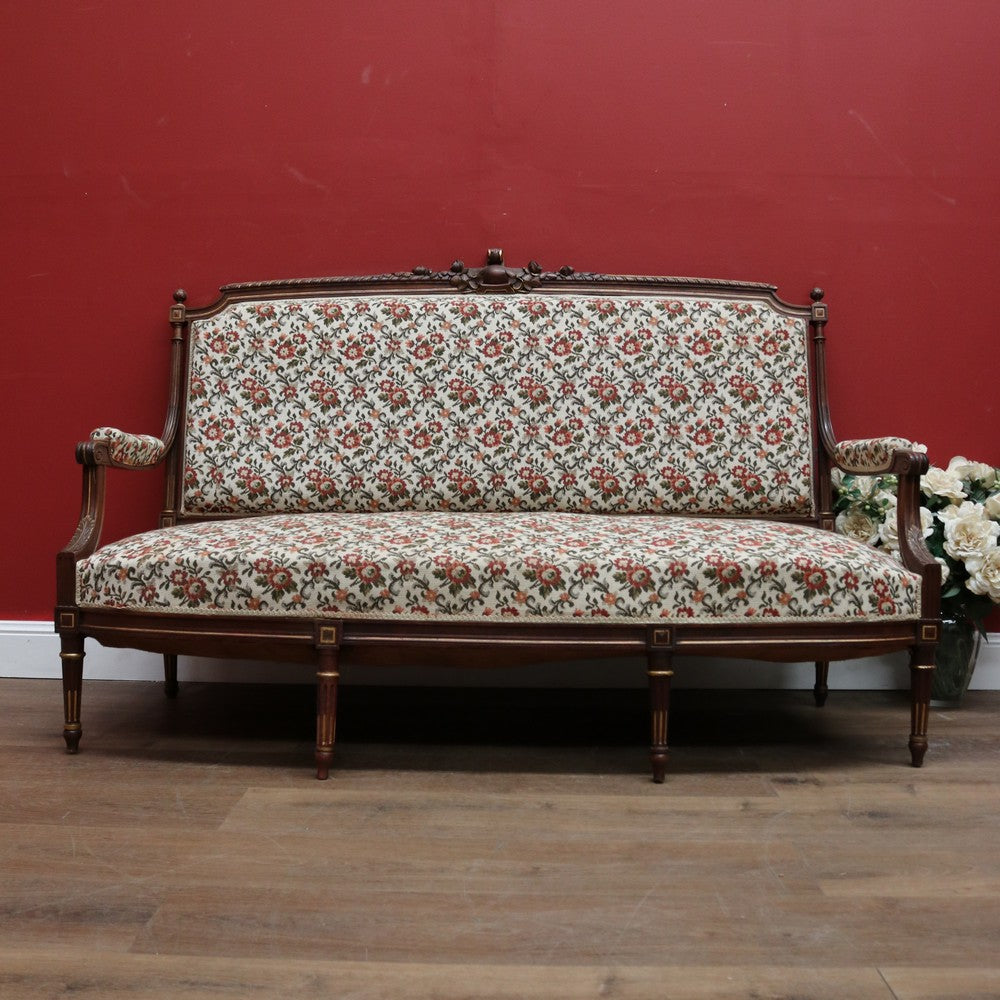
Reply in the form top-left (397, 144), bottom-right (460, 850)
top-left (889, 449), bottom-right (941, 620)
top-left (56, 462), bottom-right (107, 605)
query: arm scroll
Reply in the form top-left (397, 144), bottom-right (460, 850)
top-left (79, 427), bottom-right (168, 469)
top-left (832, 437), bottom-right (926, 476)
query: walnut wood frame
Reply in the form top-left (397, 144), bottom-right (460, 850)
top-left (55, 251), bottom-right (941, 781)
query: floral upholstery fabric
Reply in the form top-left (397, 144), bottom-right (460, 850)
top-left (834, 437), bottom-right (918, 475)
top-left (182, 294), bottom-right (816, 518)
top-left (77, 512), bottom-right (920, 623)
top-left (91, 427), bottom-right (167, 468)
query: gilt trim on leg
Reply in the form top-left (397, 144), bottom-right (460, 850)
top-left (909, 661), bottom-right (933, 768)
top-left (647, 651), bottom-right (673, 784)
top-left (314, 621), bottom-right (343, 780)
top-left (60, 637), bottom-right (85, 754)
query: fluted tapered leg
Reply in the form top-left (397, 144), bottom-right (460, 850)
top-left (60, 635), bottom-right (85, 754)
top-left (315, 652), bottom-right (340, 780)
top-left (909, 658), bottom-right (934, 768)
top-left (647, 651), bottom-right (673, 783)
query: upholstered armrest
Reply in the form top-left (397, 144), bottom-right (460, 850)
top-left (833, 437), bottom-right (925, 475)
top-left (80, 426), bottom-right (168, 468)
top-left (833, 437), bottom-right (939, 592)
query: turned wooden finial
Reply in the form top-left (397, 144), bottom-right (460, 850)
top-left (169, 288), bottom-right (188, 325)
top-left (810, 287), bottom-right (828, 326)
top-left (481, 248), bottom-right (509, 286)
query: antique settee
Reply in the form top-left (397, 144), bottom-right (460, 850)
top-left (56, 251), bottom-right (941, 780)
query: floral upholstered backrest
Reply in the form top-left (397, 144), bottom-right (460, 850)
top-left (180, 293), bottom-right (815, 517)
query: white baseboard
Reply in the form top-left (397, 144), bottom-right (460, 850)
top-left (4, 620), bottom-right (999, 690)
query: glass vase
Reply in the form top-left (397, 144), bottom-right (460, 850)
top-left (930, 615), bottom-right (982, 708)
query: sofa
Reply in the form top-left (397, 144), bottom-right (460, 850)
top-left (56, 250), bottom-right (941, 780)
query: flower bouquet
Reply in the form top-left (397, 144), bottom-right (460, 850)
top-left (834, 455), bottom-right (1000, 702)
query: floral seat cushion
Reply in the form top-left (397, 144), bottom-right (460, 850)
top-left (77, 512), bottom-right (921, 623)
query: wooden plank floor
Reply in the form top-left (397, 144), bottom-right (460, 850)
top-left (2, 678), bottom-right (999, 999)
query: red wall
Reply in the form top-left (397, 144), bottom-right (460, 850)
top-left (3, 1), bottom-right (999, 621)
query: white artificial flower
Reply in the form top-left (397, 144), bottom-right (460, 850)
top-left (836, 507), bottom-right (879, 545)
top-left (830, 467), bottom-right (844, 490)
top-left (985, 493), bottom-right (1000, 520)
top-left (943, 512), bottom-right (1000, 562)
top-left (878, 498), bottom-right (899, 550)
top-left (966, 548), bottom-right (1000, 603)
top-left (842, 475), bottom-right (879, 498)
top-left (947, 456), bottom-right (997, 484)
top-left (921, 466), bottom-right (966, 501)
top-left (920, 505), bottom-right (934, 538)
top-left (935, 557), bottom-right (951, 585)
top-left (875, 500), bottom-right (931, 551)
top-left (937, 500), bottom-right (985, 523)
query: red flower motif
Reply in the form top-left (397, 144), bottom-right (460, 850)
top-left (267, 567), bottom-right (295, 592)
top-left (354, 561), bottom-right (383, 586)
top-left (519, 468), bottom-right (550, 496)
top-left (533, 563), bottom-right (563, 588)
top-left (447, 468), bottom-right (479, 496)
top-left (624, 563), bottom-right (655, 590)
top-left (444, 562), bottom-right (473, 587)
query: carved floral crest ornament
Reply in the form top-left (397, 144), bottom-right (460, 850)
top-left (411, 248), bottom-right (566, 292)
